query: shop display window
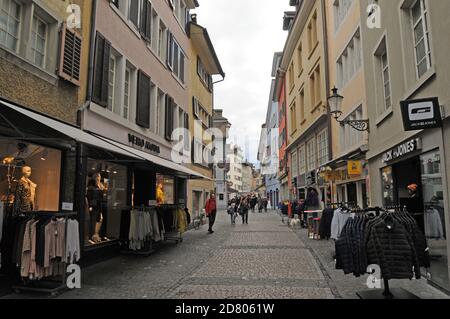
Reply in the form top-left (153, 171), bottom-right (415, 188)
top-left (156, 174), bottom-right (174, 205)
top-left (0, 141), bottom-right (61, 214)
top-left (420, 150), bottom-right (448, 289)
top-left (381, 166), bottom-right (394, 206)
top-left (84, 159), bottom-right (127, 247)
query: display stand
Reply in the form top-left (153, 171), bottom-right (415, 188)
top-left (356, 279), bottom-right (420, 299)
top-left (12, 211), bottom-right (78, 297)
top-left (164, 231), bottom-right (183, 244)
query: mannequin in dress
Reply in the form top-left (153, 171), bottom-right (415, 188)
top-left (87, 173), bottom-right (106, 243)
top-left (156, 182), bottom-right (165, 205)
top-left (13, 166), bottom-right (37, 214)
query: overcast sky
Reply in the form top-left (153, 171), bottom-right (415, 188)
top-left (193, 1), bottom-right (291, 164)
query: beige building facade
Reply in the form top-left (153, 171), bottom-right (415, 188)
top-left (360, 0), bottom-right (450, 291)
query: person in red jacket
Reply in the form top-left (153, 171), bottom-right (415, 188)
top-left (205, 193), bottom-right (217, 234)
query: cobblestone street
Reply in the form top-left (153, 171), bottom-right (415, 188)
top-left (4, 211), bottom-right (449, 299)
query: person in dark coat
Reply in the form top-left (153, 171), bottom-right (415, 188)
top-left (405, 184), bottom-right (424, 232)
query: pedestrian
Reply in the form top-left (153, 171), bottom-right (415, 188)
top-left (228, 202), bottom-right (236, 225)
top-left (205, 193), bottom-right (217, 234)
top-left (405, 183), bottom-right (424, 231)
top-left (239, 197), bottom-right (249, 224)
top-left (258, 195), bottom-right (263, 213)
top-left (250, 194), bottom-right (257, 213)
top-left (263, 198), bottom-right (268, 212)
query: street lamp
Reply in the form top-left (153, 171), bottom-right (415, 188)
top-left (327, 87), bottom-right (370, 132)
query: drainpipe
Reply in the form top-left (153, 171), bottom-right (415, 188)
top-left (77, 0), bottom-right (97, 129)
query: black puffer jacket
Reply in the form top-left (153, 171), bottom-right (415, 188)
top-left (319, 208), bottom-right (334, 240)
top-left (366, 217), bottom-right (420, 280)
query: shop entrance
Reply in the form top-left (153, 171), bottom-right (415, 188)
top-left (382, 150), bottom-right (449, 290)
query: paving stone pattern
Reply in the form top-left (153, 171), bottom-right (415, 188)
top-left (3, 210), bottom-right (448, 299)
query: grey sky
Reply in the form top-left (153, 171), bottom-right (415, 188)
top-left (193, 1), bottom-right (291, 164)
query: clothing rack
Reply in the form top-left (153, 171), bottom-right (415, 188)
top-left (158, 205), bottom-right (183, 244)
top-left (355, 206), bottom-right (420, 299)
top-left (12, 211), bottom-right (78, 297)
top-left (121, 207), bottom-right (155, 256)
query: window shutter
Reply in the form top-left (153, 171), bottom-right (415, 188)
top-left (58, 23), bottom-right (82, 86)
top-left (140, 0), bottom-right (151, 41)
top-left (184, 113), bottom-right (190, 151)
top-left (167, 31), bottom-right (173, 70)
top-left (165, 96), bottom-right (174, 141)
top-left (129, 0), bottom-right (140, 27)
top-left (136, 70), bottom-right (151, 128)
top-left (92, 32), bottom-right (110, 107)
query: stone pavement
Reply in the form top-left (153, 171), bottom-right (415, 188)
top-left (2, 210), bottom-right (449, 299)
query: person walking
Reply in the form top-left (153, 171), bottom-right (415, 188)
top-left (239, 197), bottom-right (249, 224)
top-left (228, 202), bottom-right (236, 225)
top-left (205, 193), bottom-right (217, 234)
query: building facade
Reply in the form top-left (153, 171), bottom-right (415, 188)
top-left (281, 0), bottom-right (330, 206)
top-left (360, 0), bottom-right (450, 291)
top-left (226, 144), bottom-right (244, 194)
top-left (323, 0), bottom-right (369, 208)
top-left (186, 15), bottom-right (224, 218)
top-left (212, 109), bottom-right (231, 209)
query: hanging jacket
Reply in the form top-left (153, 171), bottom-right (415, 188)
top-left (366, 217), bottom-right (420, 280)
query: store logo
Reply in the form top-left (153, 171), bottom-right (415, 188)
top-left (66, 4), bottom-right (81, 30)
top-left (66, 264), bottom-right (81, 289)
top-left (408, 101), bottom-right (434, 121)
top-left (367, 4), bottom-right (381, 29)
top-left (366, 264), bottom-right (381, 289)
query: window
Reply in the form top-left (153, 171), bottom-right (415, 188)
top-left (334, 0), bottom-right (353, 31)
top-left (0, 0), bottom-right (21, 52)
top-left (306, 138), bottom-right (316, 172)
top-left (157, 89), bottom-right (165, 137)
top-left (290, 101), bottom-right (297, 134)
top-left (297, 44), bottom-right (303, 75)
top-left (314, 66), bottom-right (321, 108)
top-left (197, 58), bottom-right (212, 90)
top-left (317, 129), bottom-right (328, 166)
top-left (299, 89), bottom-right (305, 123)
top-left (291, 151), bottom-right (298, 178)
top-left (340, 106), bottom-right (364, 151)
top-left (381, 51), bottom-right (391, 110)
top-left (336, 28), bottom-right (361, 89)
top-left (310, 72), bottom-right (316, 108)
top-left (30, 16), bottom-right (47, 67)
top-left (108, 55), bottom-right (117, 112)
top-left (193, 138), bottom-right (203, 164)
top-left (307, 11), bottom-right (318, 54)
top-left (123, 67), bottom-right (131, 120)
top-left (168, 34), bottom-right (185, 83)
top-left (158, 20), bottom-right (167, 60)
top-left (288, 62), bottom-right (294, 90)
top-left (411, 0), bottom-right (431, 78)
top-left (299, 145), bottom-right (306, 174)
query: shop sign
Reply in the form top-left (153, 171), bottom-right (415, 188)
top-left (62, 202), bottom-right (74, 211)
top-left (382, 138), bottom-right (422, 163)
top-left (400, 97), bottom-right (442, 131)
top-left (348, 161), bottom-right (363, 176)
top-left (128, 134), bottom-right (161, 154)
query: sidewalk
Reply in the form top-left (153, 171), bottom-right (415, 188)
top-left (290, 225), bottom-right (450, 299)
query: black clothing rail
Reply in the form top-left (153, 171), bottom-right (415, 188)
top-left (12, 211), bottom-right (78, 297)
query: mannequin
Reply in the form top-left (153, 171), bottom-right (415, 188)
top-left (86, 173), bottom-right (106, 243)
top-left (156, 182), bottom-right (165, 205)
top-left (13, 166), bottom-right (37, 214)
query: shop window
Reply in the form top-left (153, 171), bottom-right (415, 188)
top-left (0, 141), bottom-right (61, 213)
top-left (85, 160), bottom-right (127, 247)
top-left (156, 174), bottom-right (174, 205)
top-left (381, 166), bottom-right (394, 206)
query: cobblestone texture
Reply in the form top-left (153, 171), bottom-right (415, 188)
top-left (168, 285), bottom-right (334, 299)
top-left (3, 210), bottom-right (449, 299)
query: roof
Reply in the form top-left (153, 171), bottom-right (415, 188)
top-left (188, 22), bottom-right (225, 78)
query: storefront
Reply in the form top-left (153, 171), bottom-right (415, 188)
top-left (369, 133), bottom-right (450, 291)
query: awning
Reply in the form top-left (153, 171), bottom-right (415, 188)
top-left (0, 100), bottom-right (141, 160)
top-left (91, 134), bottom-right (212, 180)
top-left (0, 100), bottom-right (212, 180)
